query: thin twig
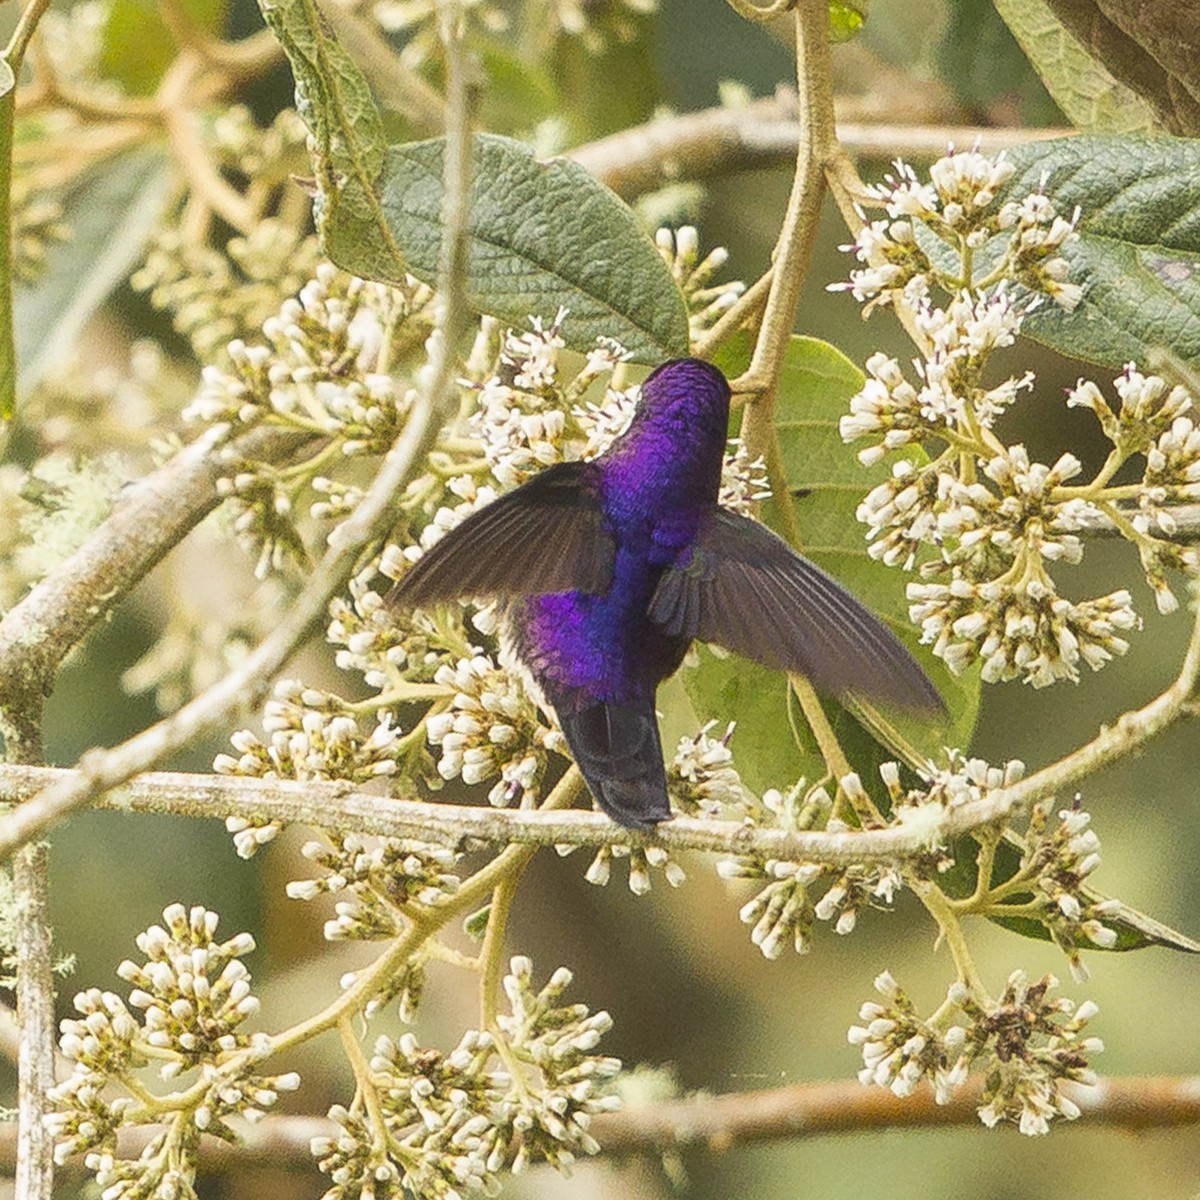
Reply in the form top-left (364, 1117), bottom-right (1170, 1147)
top-left (13, 843), bottom-right (55, 1200)
top-left (0, 572), bottom-right (1196, 869)
top-left (4, 705), bottom-right (56, 1200)
top-left (158, 52), bottom-right (257, 233)
top-left (736, 0), bottom-right (833, 453)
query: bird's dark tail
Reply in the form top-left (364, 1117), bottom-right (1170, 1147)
top-left (556, 699), bottom-right (671, 830)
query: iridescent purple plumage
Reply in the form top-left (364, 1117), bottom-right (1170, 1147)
top-left (387, 358), bottom-right (943, 829)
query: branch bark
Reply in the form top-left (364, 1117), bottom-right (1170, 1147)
top-left (11, 1075), bottom-right (1200, 1178)
top-left (568, 95), bottom-right (1072, 200)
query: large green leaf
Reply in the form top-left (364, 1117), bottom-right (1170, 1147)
top-left (260, 0), bottom-right (689, 361)
top-left (372, 136), bottom-right (689, 362)
top-left (1039, 0), bottom-right (1200, 135)
top-left (1001, 135), bottom-right (1200, 371)
top-left (683, 336), bottom-right (978, 797)
top-left (993, 0), bottom-right (1158, 134)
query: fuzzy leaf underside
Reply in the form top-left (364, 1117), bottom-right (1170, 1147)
top-left (993, 0), bottom-right (1159, 135)
top-left (1002, 135), bottom-right (1200, 370)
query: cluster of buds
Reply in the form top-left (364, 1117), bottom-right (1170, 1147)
top-left (134, 220), bottom-right (323, 360)
top-left (718, 439), bottom-right (772, 515)
top-left (115, 905), bottom-right (260, 1067)
top-left (286, 833), bottom-right (461, 942)
top-left (326, 556), bottom-right (462, 693)
top-left (667, 721), bottom-right (747, 816)
top-left (468, 309), bottom-right (636, 487)
top-left (581, 841), bottom-right (687, 894)
top-left (654, 225), bottom-right (745, 336)
top-left (184, 265), bottom-right (415, 439)
top-left (48, 907), bottom-right (300, 1188)
top-left (426, 653), bottom-right (567, 806)
top-left (849, 969), bottom-right (1101, 1135)
top-left (848, 972), bottom-right (969, 1102)
top-left (494, 957), bottom-right (623, 1172)
top-left (908, 572), bottom-right (1139, 686)
top-left (312, 960), bottom-right (619, 1197)
top-left (717, 782), bottom-right (832, 959)
top-left (839, 152), bottom-right (1200, 688)
top-left (836, 149), bottom-right (1080, 313)
top-left (215, 680), bottom-right (407, 784)
top-left (966, 971), bottom-right (1102, 1135)
top-left (1004, 802), bottom-right (1120, 980)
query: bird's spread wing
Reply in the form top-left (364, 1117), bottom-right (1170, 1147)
top-left (557, 698), bottom-right (671, 829)
top-left (648, 508), bottom-right (945, 712)
top-left (386, 461), bottom-right (614, 608)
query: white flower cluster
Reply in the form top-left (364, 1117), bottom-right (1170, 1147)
top-left (494, 957), bottom-right (622, 1171)
top-left (849, 969), bottom-right (1101, 1136)
top-left (719, 439), bottom-right (772, 514)
top-left (326, 557), bottom-right (454, 692)
top-left (49, 907), bottom-right (300, 1189)
top-left (185, 264), bottom-right (416, 439)
top-left (215, 680), bottom-right (407, 784)
top-left (655, 224), bottom-right (745, 336)
top-left (427, 654), bottom-right (567, 806)
top-left (312, 959), bottom-right (619, 1198)
top-left (1009, 803), bottom-right (1121, 981)
top-left (848, 972), bottom-right (969, 1102)
top-left (469, 310), bottom-right (635, 488)
top-left (286, 833), bottom-right (461, 942)
top-left (836, 148), bottom-right (1081, 313)
top-left (667, 721), bottom-right (747, 816)
top-left (839, 153), bottom-right (1200, 688)
top-left (581, 840), bottom-right (687, 894)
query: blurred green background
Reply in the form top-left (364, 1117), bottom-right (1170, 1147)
top-left (9, 0), bottom-right (1200, 1197)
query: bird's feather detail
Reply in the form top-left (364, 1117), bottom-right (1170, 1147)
top-left (555, 698), bottom-right (671, 829)
top-left (648, 507), bottom-right (945, 713)
top-left (385, 460), bottom-right (615, 607)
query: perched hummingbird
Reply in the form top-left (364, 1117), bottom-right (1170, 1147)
top-left (387, 358), bottom-right (943, 829)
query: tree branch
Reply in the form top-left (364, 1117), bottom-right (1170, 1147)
top-left (567, 94), bottom-right (1072, 200)
top-left (0, 424), bottom-right (308, 707)
top-left (10, 1074), bottom-right (1200, 1177)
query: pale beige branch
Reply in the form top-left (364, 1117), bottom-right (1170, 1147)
top-left (568, 95), bottom-right (1072, 199)
top-left (13, 1075), bottom-right (1200, 1178)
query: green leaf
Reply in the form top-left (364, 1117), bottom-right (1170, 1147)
top-left (364, 135), bottom-right (690, 363)
top-left (14, 147), bottom-right (172, 401)
top-left (684, 336), bottom-right (979, 796)
top-left (259, 0), bottom-right (406, 282)
top-left (259, 0), bottom-right (688, 360)
top-left (101, 0), bottom-right (227, 94)
top-left (828, 1), bottom-right (867, 42)
top-left (993, 0), bottom-right (1159, 134)
top-left (1038, 0), bottom-right (1200, 136)
top-left (1002, 135), bottom-right (1200, 371)
top-left (941, 834), bottom-right (1200, 955)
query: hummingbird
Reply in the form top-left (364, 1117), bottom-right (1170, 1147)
top-left (387, 358), bottom-right (943, 829)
